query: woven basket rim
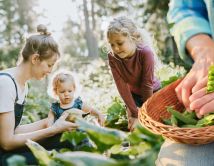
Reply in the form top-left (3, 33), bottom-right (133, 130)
top-left (138, 79), bottom-right (214, 145)
top-left (141, 104), bottom-right (214, 130)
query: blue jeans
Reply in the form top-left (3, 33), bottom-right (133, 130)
top-left (156, 139), bottom-right (214, 166)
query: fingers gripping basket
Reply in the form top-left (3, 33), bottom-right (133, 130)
top-left (139, 79), bottom-right (214, 145)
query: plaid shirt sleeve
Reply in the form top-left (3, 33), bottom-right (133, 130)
top-left (167, 0), bottom-right (212, 66)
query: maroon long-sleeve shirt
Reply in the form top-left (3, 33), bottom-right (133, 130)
top-left (108, 44), bottom-right (160, 118)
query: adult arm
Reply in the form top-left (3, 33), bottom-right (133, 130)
top-left (15, 119), bottom-right (48, 134)
top-left (167, 0), bottom-right (214, 117)
top-left (167, 0), bottom-right (212, 66)
top-left (184, 34), bottom-right (214, 117)
top-left (0, 111), bottom-right (77, 151)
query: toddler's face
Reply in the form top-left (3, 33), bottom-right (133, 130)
top-left (56, 81), bottom-right (75, 105)
top-left (108, 33), bottom-right (136, 59)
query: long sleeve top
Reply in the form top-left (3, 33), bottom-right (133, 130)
top-left (108, 44), bottom-right (160, 118)
top-left (167, 0), bottom-right (214, 66)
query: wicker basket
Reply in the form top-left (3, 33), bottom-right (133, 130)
top-left (139, 79), bottom-right (214, 145)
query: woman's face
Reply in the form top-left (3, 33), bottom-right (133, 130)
top-left (108, 33), bottom-right (136, 59)
top-left (33, 54), bottom-right (58, 80)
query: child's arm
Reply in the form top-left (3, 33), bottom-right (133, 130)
top-left (82, 103), bottom-right (105, 126)
top-left (108, 58), bottom-right (138, 118)
top-left (46, 109), bottom-right (55, 127)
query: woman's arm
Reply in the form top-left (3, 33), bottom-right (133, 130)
top-left (15, 110), bottom-right (56, 134)
top-left (15, 119), bottom-right (48, 134)
top-left (0, 111), bottom-right (77, 151)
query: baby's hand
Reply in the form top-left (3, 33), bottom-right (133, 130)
top-left (97, 113), bottom-right (105, 126)
top-left (52, 112), bottom-right (78, 134)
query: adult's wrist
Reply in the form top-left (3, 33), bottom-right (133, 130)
top-left (186, 34), bottom-right (213, 61)
top-left (48, 126), bottom-right (59, 136)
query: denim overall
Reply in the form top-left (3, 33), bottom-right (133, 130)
top-left (0, 73), bottom-right (25, 166)
top-left (0, 73), bottom-right (25, 128)
top-left (51, 97), bottom-right (83, 120)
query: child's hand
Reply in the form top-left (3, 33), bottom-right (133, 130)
top-left (51, 112), bottom-right (78, 134)
top-left (97, 113), bottom-right (105, 126)
top-left (128, 117), bottom-right (138, 131)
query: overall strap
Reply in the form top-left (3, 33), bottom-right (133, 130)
top-left (0, 73), bottom-right (18, 102)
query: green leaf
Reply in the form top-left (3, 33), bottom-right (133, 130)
top-left (25, 139), bottom-right (53, 166)
top-left (161, 75), bottom-right (180, 88)
top-left (7, 155), bottom-right (26, 166)
top-left (105, 97), bottom-right (128, 131)
top-left (54, 151), bottom-right (119, 166)
top-left (76, 118), bottom-right (127, 148)
top-left (60, 131), bottom-right (88, 146)
top-left (168, 23), bottom-right (175, 29)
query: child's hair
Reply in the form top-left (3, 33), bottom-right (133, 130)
top-left (51, 70), bottom-right (76, 98)
top-left (107, 16), bottom-right (142, 45)
top-left (107, 16), bottom-right (162, 70)
top-left (20, 24), bottom-right (60, 62)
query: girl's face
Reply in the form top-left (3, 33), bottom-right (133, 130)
top-left (32, 54), bottom-right (58, 80)
top-left (108, 33), bottom-right (136, 59)
top-left (56, 81), bottom-right (75, 105)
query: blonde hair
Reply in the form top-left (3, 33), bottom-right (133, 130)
top-left (51, 70), bottom-right (76, 98)
top-left (20, 24), bottom-right (60, 62)
top-left (107, 16), bottom-right (162, 70)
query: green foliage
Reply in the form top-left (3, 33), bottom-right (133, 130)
top-left (54, 152), bottom-right (119, 166)
top-left (163, 107), bottom-right (214, 128)
top-left (167, 107), bottom-right (197, 125)
top-left (22, 81), bottom-right (51, 124)
top-left (196, 114), bottom-right (214, 127)
top-left (61, 131), bottom-right (88, 146)
top-left (160, 75), bottom-right (181, 88)
top-left (26, 140), bottom-right (54, 166)
top-left (7, 155), bottom-right (26, 166)
top-left (105, 97), bottom-right (128, 131)
top-left (76, 118), bottom-right (127, 152)
top-left (0, 47), bottom-right (20, 69)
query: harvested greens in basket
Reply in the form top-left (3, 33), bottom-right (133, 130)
top-left (161, 106), bottom-right (214, 128)
top-left (207, 65), bottom-right (214, 93)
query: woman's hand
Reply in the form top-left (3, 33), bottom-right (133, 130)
top-left (51, 112), bottom-right (78, 134)
top-left (176, 34), bottom-right (214, 114)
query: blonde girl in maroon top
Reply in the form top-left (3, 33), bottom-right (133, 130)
top-left (107, 16), bottom-right (160, 131)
